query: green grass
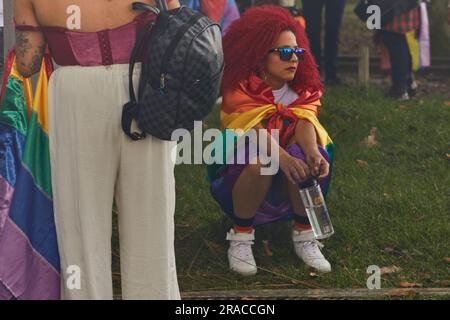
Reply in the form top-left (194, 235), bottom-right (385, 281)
top-left (172, 86), bottom-right (450, 293)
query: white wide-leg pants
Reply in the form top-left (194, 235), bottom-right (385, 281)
top-left (48, 63), bottom-right (180, 300)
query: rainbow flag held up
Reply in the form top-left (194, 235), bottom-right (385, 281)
top-left (0, 49), bottom-right (60, 300)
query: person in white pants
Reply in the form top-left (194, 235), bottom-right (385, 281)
top-left (14, 0), bottom-right (181, 300)
top-left (48, 64), bottom-right (180, 299)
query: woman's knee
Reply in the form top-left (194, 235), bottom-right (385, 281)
top-left (245, 159), bottom-right (276, 179)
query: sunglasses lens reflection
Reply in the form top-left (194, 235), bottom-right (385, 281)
top-left (280, 48), bottom-right (294, 61)
top-left (278, 48), bottom-right (305, 61)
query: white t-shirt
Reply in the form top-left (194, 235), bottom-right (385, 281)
top-left (272, 83), bottom-right (299, 106)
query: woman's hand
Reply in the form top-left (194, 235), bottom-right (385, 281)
top-left (294, 120), bottom-right (329, 179)
top-left (305, 149), bottom-right (330, 179)
top-left (279, 151), bottom-right (310, 185)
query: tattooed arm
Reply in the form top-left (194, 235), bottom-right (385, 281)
top-left (14, 0), bottom-right (46, 78)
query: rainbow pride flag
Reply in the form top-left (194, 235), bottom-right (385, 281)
top-left (0, 49), bottom-right (60, 300)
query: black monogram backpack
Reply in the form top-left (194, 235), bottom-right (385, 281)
top-left (122, 1), bottom-right (224, 141)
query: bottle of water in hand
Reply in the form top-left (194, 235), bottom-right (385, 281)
top-left (298, 174), bottom-right (334, 240)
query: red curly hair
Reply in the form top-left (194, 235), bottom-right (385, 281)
top-left (221, 5), bottom-right (323, 95)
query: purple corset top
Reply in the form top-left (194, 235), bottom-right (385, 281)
top-left (15, 12), bottom-right (156, 66)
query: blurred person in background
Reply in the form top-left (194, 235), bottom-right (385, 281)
top-left (379, 0), bottom-right (425, 100)
top-left (301, 0), bottom-right (347, 85)
top-left (280, 0), bottom-right (306, 29)
top-left (180, 0), bottom-right (240, 34)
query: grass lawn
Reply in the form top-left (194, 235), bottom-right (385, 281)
top-left (171, 86), bottom-right (449, 294)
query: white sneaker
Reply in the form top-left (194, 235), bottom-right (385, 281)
top-left (292, 229), bottom-right (332, 273)
top-left (226, 228), bottom-right (257, 276)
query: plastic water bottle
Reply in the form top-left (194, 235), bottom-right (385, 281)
top-left (299, 177), bottom-right (334, 240)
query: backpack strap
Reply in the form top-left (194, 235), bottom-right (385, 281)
top-left (122, 17), bottom-right (155, 141)
top-left (122, 3), bottom-right (165, 141)
top-left (157, 0), bottom-right (169, 11)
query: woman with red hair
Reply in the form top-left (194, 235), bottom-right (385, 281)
top-left (208, 6), bottom-right (335, 276)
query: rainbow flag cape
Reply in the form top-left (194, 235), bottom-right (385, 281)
top-left (0, 49), bottom-right (60, 300)
top-left (207, 75), bottom-right (334, 195)
top-left (206, 76), bottom-right (334, 225)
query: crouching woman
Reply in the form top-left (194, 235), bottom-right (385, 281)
top-left (207, 6), bottom-right (335, 276)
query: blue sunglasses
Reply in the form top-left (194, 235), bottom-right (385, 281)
top-left (268, 47), bottom-right (306, 61)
